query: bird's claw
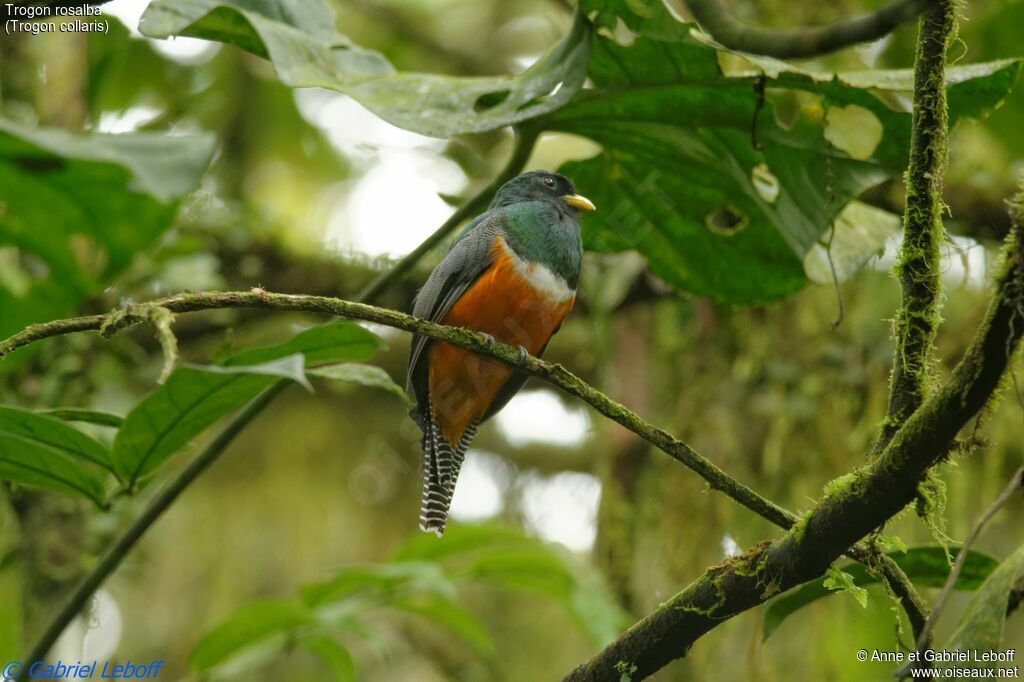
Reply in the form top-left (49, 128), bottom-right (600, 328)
top-left (478, 332), bottom-right (495, 346)
top-left (516, 345), bottom-right (529, 362)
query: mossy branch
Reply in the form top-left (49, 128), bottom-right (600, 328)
top-left (876, 0), bottom-right (954, 453)
top-left (0, 288), bottom-right (794, 529)
top-left (1, 297), bottom-right (931, 652)
top-left (564, 185), bottom-right (1024, 681)
top-left (682, 0), bottom-right (927, 59)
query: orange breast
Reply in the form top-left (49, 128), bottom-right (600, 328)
top-left (428, 237), bottom-right (575, 446)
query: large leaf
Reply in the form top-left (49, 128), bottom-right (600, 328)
top-left (763, 546), bottom-right (1000, 640)
top-left (944, 544), bottom-right (1024, 660)
top-left (113, 321), bottom-right (382, 484)
top-left (546, 6), bottom-right (1021, 303)
top-left (139, 0), bottom-right (591, 138)
top-left (0, 406), bottom-right (115, 505)
top-left (0, 119), bottom-right (214, 354)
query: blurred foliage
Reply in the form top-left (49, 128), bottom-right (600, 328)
top-left (0, 0), bottom-right (1022, 680)
top-left (188, 524), bottom-right (626, 679)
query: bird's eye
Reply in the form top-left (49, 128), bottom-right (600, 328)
top-left (543, 177), bottom-right (556, 188)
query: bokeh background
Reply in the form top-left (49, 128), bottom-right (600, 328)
top-left (1, 0), bottom-right (1022, 679)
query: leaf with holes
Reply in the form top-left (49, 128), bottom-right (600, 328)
top-left (545, 4), bottom-right (1021, 302)
top-left (139, 0), bottom-right (590, 138)
top-left (0, 119), bottom-right (214, 361)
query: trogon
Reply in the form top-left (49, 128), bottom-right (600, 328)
top-left (406, 170), bottom-right (595, 536)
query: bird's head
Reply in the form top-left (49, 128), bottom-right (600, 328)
top-left (490, 170), bottom-right (596, 215)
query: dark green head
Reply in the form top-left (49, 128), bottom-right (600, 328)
top-left (489, 170), bottom-right (596, 215)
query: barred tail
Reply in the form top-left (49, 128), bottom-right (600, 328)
top-left (418, 413), bottom-right (478, 537)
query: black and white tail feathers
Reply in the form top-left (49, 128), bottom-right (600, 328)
top-left (418, 407), bottom-right (478, 536)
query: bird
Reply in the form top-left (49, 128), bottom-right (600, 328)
top-left (406, 170), bottom-right (595, 536)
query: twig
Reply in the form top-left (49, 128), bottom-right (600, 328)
top-left (683, 0), bottom-right (928, 59)
top-left (894, 464), bottom-right (1024, 679)
top-left (0, 289), bottom-right (796, 529)
top-left (0, 291), bottom-right (981, 643)
top-left (16, 382), bottom-right (287, 680)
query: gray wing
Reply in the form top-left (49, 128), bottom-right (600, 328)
top-left (406, 211), bottom-right (503, 429)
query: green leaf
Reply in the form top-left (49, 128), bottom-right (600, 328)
top-left (394, 523), bottom-right (629, 647)
top-left (0, 406), bottom-right (114, 505)
top-left (301, 635), bottom-right (356, 682)
top-left (803, 202), bottom-right (901, 285)
top-left (392, 594), bottom-right (495, 655)
top-left (763, 547), bottom-right (1000, 640)
top-left (545, 6), bottom-right (1021, 303)
top-left (302, 562), bottom-right (457, 608)
top-left (189, 598), bottom-right (315, 672)
top-left (187, 354), bottom-right (313, 392)
top-left (113, 321), bottom-right (383, 484)
top-left (308, 363), bottom-right (408, 404)
top-left (0, 406), bottom-right (113, 472)
top-left (823, 566), bottom-right (868, 608)
top-left (945, 544), bottom-right (1024, 660)
top-left (112, 355), bottom-right (308, 484)
top-left (225, 321), bottom-right (384, 367)
top-left (139, 0), bottom-right (591, 138)
top-left (0, 433), bottom-right (109, 506)
top-left (0, 119), bottom-right (214, 357)
top-left (393, 522), bottom-right (545, 562)
top-left (39, 408), bottom-right (124, 428)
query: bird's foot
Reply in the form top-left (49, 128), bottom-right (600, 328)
top-left (516, 345), bottom-right (529, 363)
top-left (477, 332), bottom-right (495, 347)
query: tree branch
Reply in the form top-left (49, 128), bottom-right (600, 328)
top-left (0, 289), bottom-right (795, 530)
top-left (875, 0), bottom-right (953, 454)
top-left (563, 184), bottom-right (1024, 680)
top-left (2, 298), bottom-right (930, 651)
top-left (681, 0), bottom-right (928, 59)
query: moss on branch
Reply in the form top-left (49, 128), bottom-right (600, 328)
top-left (877, 0), bottom-right (955, 453)
top-left (0, 288), bottom-right (795, 529)
top-left (564, 184), bottom-right (1024, 680)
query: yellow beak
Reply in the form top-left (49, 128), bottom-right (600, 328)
top-left (563, 194), bottom-right (596, 212)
